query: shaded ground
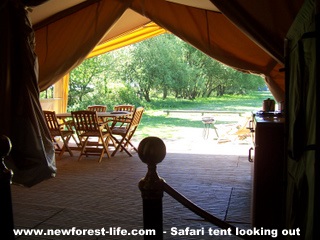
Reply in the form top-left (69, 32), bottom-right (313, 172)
top-left (11, 115), bottom-right (254, 240)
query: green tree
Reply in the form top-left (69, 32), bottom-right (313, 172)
top-left (180, 43), bottom-right (206, 99)
top-left (125, 34), bottom-right (183, 102)
top-left (67, 33), bottom-right (267, 111)
top-left (226, 70), bottom-right (265, 95)
top-left (68, 54), bottom-right (114, 110)
top-left (180, 40), bottom-right (265, 97)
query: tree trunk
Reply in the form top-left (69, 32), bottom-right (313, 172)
top-left (143, 89), bottom-right (151, 102)
top-left (162, 87), bottom-right (167, 100)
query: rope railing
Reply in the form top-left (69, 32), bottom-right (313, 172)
top-left (138, 136), bottom-right (253, 240)
top-left (162, 182), bottom-right (239, 235)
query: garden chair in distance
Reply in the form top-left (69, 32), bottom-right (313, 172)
top-left (43, 110), bottom-right (74, 159)
top-left (71, 110), bottom-right (115, 162)
top-left (87, 105), bottom-right (108, 123)
top-left (110, 104), bottom-right (135, 129)
top-left (111, 107), bottom-right (144, 157)
top-left (87, 105), bottom-right (107, 112)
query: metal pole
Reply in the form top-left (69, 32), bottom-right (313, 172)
top-left (138, 137), bottom-right (166, 240)
top-left (0, 135), bottom-right (14, 240)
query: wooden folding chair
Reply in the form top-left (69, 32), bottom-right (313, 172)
top-left (110, 104), bottom-right (135, 129)
top-left (111, 107), bottom-right (144, 157)
top-left (43, 110), bottom-right (74, 158)
top-left (87, 105), bottom-right (107, 112)
top-left (71, 110), bottom-right (115, 162)
top-left (87, 105), bottom-right (108, 123)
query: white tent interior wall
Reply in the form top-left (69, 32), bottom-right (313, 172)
top-left (0, 0), bottom-right (318, 239)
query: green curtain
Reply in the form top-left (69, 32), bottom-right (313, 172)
top-left (286, 0), bottom-right (316, 238)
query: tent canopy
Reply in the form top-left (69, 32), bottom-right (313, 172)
top-left (2, 1), bottom-right (317, 235)
top-left (28, 0), bottom-right (304, 102)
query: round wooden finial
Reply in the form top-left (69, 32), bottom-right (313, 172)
top-left (0, 135), bottom-right (12, 158)
top-left (138, 137), bottom-right (166, 165)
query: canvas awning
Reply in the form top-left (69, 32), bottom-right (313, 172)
top-left (87, 22), bottom-right (167, 58)
top-left (29, 0), bottom-right (304, 102)
top-left (0, 0), bottom-right (304, 186)
top-left (2, 1), bottom-right (318, 237)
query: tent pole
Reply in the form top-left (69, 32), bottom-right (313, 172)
top-left (0, 135), bottom-right (14, 240)
top-left (314, 0), bottom-right (320, 238)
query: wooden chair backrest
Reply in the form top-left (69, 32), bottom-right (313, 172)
top-left (114, 104), bottom-right (135, 119)
top-left (71, 111), bottom-right (100, 132)
top-left (87, 105), bottom-right (107, 112)
top-left (43, 110), bottom-right (61, 132)
top-left (114, 104), bottom-right (135, 112)
top-left (129, 107), bottom-right (144, 130)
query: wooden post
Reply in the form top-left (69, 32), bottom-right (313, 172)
top-left (0, 135), bottom-right (14, 239)
top-left (138, 137), bottom-right (166, 240)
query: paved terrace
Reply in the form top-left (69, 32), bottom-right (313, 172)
top-left (11, 135), bottom-right (253, 240)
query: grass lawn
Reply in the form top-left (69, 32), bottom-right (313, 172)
top-left (134, 91), bottom-right (273, 141)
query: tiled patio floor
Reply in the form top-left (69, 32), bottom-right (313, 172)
top-left (10, 137), bottom-right (253, 240)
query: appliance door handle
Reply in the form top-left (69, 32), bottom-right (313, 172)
top-left (247, 120), bottom-right (254, 132)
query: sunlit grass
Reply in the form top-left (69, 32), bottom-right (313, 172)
top-left (133, 91), bottom-right (273, 140)
top-left (143, 91), bottom-right (273, 111)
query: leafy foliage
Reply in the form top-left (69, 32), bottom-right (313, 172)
top-left (66, 33), bottom-right (266, 110)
